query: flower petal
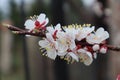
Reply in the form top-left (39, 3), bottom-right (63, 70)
top-left (24, 19), bottom-right (35, 30)
top-left (96, 27), bottom-right (104, 36)
top-left (68, 52), bottom-right (79, 62)
top-left (38, 40), bottom-right (49, 48)
top-left (55, 23), bottom-right (61, 30)
top-left (86, 34), bottom-right (96, 44)
top-left (37, 13), bottom-right (46, 23)
top-left (44, 18), bottom-right (49, 26)
top-left (84, 52), bottom-right (93, 66)
top-left (102, 31), bottom-right (109, 41)
top-left (47, 49), bottom-right (57, 60)
top-left (46, 26), bottom-right (54, 34)
top-left (46, 33), bottom-right (54, 41)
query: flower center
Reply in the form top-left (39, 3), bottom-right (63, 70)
top-left (35, 20), bottom-right (40, 27)
top-left (53, 30), bottom-right (58, 40)
top-left (35, 21), bottom-right (46, 29)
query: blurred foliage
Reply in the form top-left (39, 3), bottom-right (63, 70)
top-left (9, 0), bottom-right (21, 26)
top-left (0, 10), bottom-right (3, 21)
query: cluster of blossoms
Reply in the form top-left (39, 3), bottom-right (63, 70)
top-left (24, 13), bottom-right (109, 66)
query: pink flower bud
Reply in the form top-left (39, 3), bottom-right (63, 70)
top-left (100, 46), bottom-right (107, 54)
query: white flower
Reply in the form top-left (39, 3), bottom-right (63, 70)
top-left (46, 23), bottom-right (62, 34)
top-left (78, 49), bottom-right (93, 66)
top-left (56, 32), bottom-right (68, 56)
top-left (86, 27), bottom-right (109, 44)
top-left (76, 26), bottom-right (95, 41)
top-left (38, 33), bottom-right (57, 60)
top-left (65, 28), bottom-right (76, 50)
top-left (24, 13), bottom-right (49, 31)
top-left (92, 44), bottom-right (100, 51)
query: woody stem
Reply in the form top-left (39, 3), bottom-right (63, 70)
top-left (5, 24), bottom-right (120, 51)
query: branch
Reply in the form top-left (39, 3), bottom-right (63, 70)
top-left (3, 24), bottom-right (45, 37)
top-left (107, 45), bottom-right (120, 51)
top-left (3, 24), bottom-right (120, 51)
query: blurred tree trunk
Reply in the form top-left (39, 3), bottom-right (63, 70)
top-left (108, 0), bottom-right (120, 80)
top-left (51, 0), bottom-right (69, 80)
top-left (94, 0), bottom-right (109, 80)
top-left (1, 21), bottom-right (13, 74)
top-left (26, 37), bottom-right (55, 80)
top-left (26, 0), bottom-right (55, 80)
top-left (20, 0), bottom-right (31, 80)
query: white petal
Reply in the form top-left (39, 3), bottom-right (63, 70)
top-left (68, 52), bottom-right (79, 62)
top-left (91, 26), bottom-right (95, 31)
top-left (46, 33), bottom-right (54, 41)
top-left (57, 42), bottom-right (68, 52)
top-left (86, 34), bottom-right (96, 44)
top-left (57, 51), bottom-right (67, 56)
top-left (102, 31), bottom-right (109, 41)
top-left (42, 18), bottom-right (49, 27)
top-left (69, 40), bottom-right (76, 50)
top-left (56, 31), bottom-right (65, 38)
top-left (92, 44), bottom-right (100, 51)
top-left (83, 52), bottom-right (93, 66)
top-left (24, 19), bottom-right (35, 30)
top-left (96, 27), bottom-right (104, 36)
top-left (55, 23), bottom-right (61, 31)
top-left (46, 27), bottom-right (54, 34)
top-left (78, 49), bottom-right (86, 53)
top-left (38, 40), bottom-right (49, 48)
top-left (47, 49), bottom-right (57, 60)
top-left (37, 13), bottom-right (46, 23)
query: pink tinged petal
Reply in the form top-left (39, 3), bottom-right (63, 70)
top-left (68, 52), bottom-right (79, 62)
top-left (38, 40), bottom-right (49, 48)
top-left (24, 19), bottom-right (35, 30)
top-left (47, 49), bottom-right (57, 60)
top-left (92, 44), bottom-right (100, 51)
top-left (37, 13), bottom-right (46, 23)
top-left (84, 52), bottom-right (93, 66)
top-left (100, 47), bottom-right (107, 54)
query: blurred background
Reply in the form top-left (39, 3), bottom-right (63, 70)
top-left (0, 0), bottom-right (120, 80)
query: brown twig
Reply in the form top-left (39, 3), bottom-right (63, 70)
top-left (3, 24), bottom-right (46, 37)
top-left (3, 24), bottom-right (120, 51)
top-left (107, 45), bottom-right (120, 51)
